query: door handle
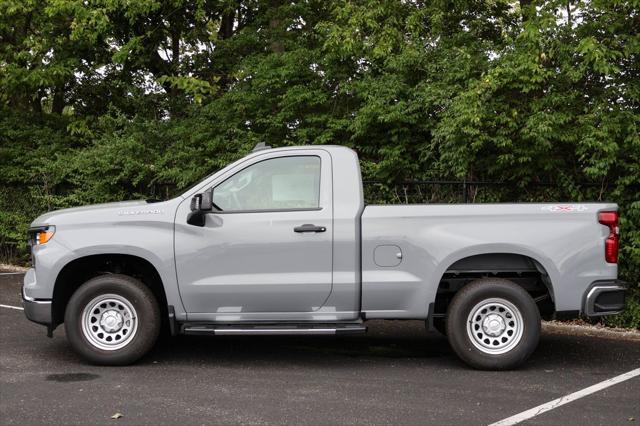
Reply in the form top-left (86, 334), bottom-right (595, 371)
top-left (294, 224), bottom-right (326, 233)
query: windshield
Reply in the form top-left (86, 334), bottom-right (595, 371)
top-left (145, 167), bottom-right (223, 202)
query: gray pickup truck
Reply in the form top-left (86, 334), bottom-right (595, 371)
top-left (23, 144), bottom-right (627, 369)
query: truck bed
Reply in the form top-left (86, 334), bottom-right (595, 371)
top-left (360, 203), bottom-right (618, 319)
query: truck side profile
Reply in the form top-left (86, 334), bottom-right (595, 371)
top-left (23, 145), bottom-right (627, 369)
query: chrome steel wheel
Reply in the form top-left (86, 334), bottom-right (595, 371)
top-left (466, 297), bottom-right (524, 355)
top-left (81, 294), bottom-right (138, 351)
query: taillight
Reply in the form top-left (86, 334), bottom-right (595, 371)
top-left (598, 211), bottom-right (619, 263)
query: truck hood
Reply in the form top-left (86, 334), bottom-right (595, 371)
top-left (31, 200), bottom-right (158, 227)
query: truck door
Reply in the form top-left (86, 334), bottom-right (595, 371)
top-left (174, 150), bottom-right (333, 318)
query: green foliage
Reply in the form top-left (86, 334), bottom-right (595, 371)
top-left (603, 289), bottom-right (640, 329)
top-left (1, 0), bottom-right (638, 327)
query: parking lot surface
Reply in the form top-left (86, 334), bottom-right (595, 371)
top-left (1, 272), bottom-right (639, 425)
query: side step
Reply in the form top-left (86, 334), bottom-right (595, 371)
top-left (182, 323), bottom-right (367, 336)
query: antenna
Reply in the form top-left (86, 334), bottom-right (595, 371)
top-left (252, 142), bottom-right (272, 152)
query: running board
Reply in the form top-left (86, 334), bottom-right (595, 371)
top-left (182, 323), bottom-right (367, 336)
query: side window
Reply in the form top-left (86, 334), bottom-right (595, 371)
top-left (213, 156), bottom-right (321, 211)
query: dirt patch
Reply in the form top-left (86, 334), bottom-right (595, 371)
top-left (0, 263), bottom-right (28, 273)
top-left (543, 320), bottom-right (640, 341)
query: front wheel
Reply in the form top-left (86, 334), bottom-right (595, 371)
top-left (64, 274), bottom-right (161, 365)
top-left (446, 278), bottom-right (540, 370)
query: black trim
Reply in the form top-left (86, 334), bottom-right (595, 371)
top-left (294, 224), bottom-right (326, 233)
top-left (554, 310), bottom-right (580, 321)
top-left (211, 207), bottom-right (323, 214)
top-left (426, 302), bottom-right (435, 332)
top-left (188, 207), bottom-right (325, 226)
top-left (28, 225), bottom-right (52, 232)
top-left (593, 290), bottom-right (626, 313)
top-left (168, 305), bottom-right (177, 336)
top-left (252, 142), bottom-right (272, 152)
top-left (179, 321), bottom-right (366, 335)
top-left (186, 211), bottom-right (206, 226)
top-left (582, 279), bottom-right (628, 317)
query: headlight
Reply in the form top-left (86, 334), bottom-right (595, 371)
top-left (29, 225), bottom-right (56, 246)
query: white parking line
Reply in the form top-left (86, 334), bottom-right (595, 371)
top-left (0, 304), bottom-right (24, 311)
top-left (0, 272), bottom-right (24, 276)
top-left (489, 367), bottom-right (640, 426)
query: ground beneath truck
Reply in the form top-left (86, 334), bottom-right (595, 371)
top-left (1, 272), bottom-right (638, 425)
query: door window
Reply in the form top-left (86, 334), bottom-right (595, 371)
top-left (213, 156), bottom-right (321, 211)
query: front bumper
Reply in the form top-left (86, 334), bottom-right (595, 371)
top-left (583, 280), bottom-right (627, 317)
top-left (22, 280), bottom-right (52, 326)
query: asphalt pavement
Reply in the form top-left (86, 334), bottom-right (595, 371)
top-left (1, 272), bottom-right (639, 425)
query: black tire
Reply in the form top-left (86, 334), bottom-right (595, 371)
top-left (64, 274), bottom-right (161, 365)
top-left (446, 278), bottom-right (540, 370)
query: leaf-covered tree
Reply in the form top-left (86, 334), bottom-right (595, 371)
top-left (1, 0), bottom-right (638, 326)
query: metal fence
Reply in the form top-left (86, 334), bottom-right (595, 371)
top-left (362, 180), bottom-right (635, 205)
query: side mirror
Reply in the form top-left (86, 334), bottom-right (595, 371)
top-left (200, 189), bottom-right (213, 212)
top-left (187, 189), bottom-right (215, 226)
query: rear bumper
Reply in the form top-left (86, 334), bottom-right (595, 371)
top-left (22, 279), bottom-right (52, 326)
top-left (583, 280), bottom-right (627, 317)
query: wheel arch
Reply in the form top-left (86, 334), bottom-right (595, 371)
top-left (431, 247), bottom-right (558, 323)
top-left (51, 253), bottom-right (169, 330)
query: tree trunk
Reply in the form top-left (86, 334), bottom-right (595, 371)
top-left (269, 0), bottom-right (285, 53)
top-left (52, 84), bottom-right (65, 114)
top-left (520, 0), bottom-right (535, 22)
top-left (218, 10), bottom-right (235, 40)
top-left (171, 28), bottom-right (180, 71)
top-left (30, 92), bottom-right (42, 114)
top-left (269, 17), bottom-right (284, 53)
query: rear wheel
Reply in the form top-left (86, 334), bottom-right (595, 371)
top-left (446, 278), bottom-right (540, 370)
top-left (64, 274), bottom-right (160, 365)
